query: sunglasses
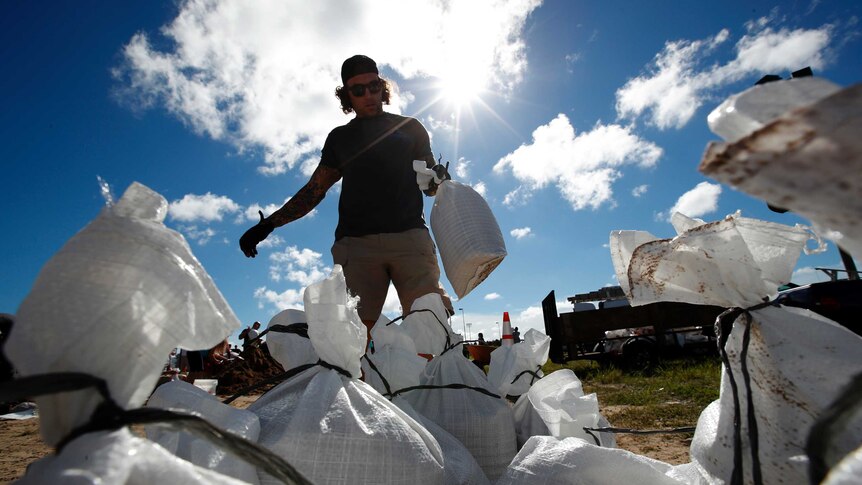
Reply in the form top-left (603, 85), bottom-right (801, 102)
top-left (347, 79), bottom-right (383, 97)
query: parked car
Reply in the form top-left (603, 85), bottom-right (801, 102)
top-left (775, 279), bottom-right (862, 336)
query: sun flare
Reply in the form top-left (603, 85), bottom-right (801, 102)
top-left (436, 65), bottom-right (487, 109)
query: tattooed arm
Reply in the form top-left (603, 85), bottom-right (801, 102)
top-left (268, 164), bottom-right (341, 227)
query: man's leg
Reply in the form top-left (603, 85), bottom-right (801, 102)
top-left (331, 235), bottom-right (391, 341)
top-left (387, 228), bottom-right (454, 317)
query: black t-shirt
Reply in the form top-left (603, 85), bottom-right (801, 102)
top-left (320, 112), bottom-right (433, 240)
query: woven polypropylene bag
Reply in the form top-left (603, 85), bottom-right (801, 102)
top-left (146, 380), bottom-right (261, 484)
top-left (16, 429), bottom-right (245, 484)
top-left (6, 182), bottom-right (239, 446)
top-left (430, 180), bottom-right (506, 299)
top-left (249, 367), bottom-right (444, 485)
top-left (403, 350), bottom-right (517, 482)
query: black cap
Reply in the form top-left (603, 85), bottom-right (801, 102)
top-left (341, 55), bottom-right (378, 85)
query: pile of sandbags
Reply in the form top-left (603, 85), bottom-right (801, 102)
top-left (608, 211), bottom-right (862, 484)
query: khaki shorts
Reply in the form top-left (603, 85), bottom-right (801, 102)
top-left (331, 228), bottom-right (453, 323)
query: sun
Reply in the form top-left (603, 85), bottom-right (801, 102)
top-left (436, 65), bottom-right (487, 109)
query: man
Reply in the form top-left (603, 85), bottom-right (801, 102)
top-left (243, 321), bottom-right (261, 350)
top-left (240, 55), bottom-right (453, 334)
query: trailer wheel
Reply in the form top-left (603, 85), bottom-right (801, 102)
top-left (622, 340), bottom-right (657, 371)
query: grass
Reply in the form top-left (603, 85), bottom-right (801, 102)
top-left (542, 355), bottom-right (722, 430)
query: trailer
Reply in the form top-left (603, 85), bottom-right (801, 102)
top-left (541, 288), bottom-right (725, 369)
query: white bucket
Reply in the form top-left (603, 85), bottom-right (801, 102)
top-left (193, 379), bottom-right (218, 395)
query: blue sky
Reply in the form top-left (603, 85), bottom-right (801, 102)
top-left (3, 0), bottom-right (860, 344)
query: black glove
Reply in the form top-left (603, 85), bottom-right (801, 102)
top-left (239, 210), bottom-right (274, 258)
top-left (425, 161), bottom-right (451, 196)
top-left (431, 162), bottom-right (451, 182)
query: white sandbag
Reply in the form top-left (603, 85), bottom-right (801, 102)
top-left (361, 314), bottom-right (428, 396)
top-left (609, 229), bottom-right (658, 300)
top-left (700, 83), bottom-right (862, 260)
top-left (361, 348), bottom-right (427, 397)
top-left (370, 313), bottom-right (419, 354)
top-left (6, 182), bottom-right (239, 447)
top-left (517, 369), bottom-right (614, 447)
top-left (400, 293), bottom-right (461, 356)
top-left (402, 349), bottom-right (517, 482)
top-left (17, 428), bottom-right (246, 484)
top-left (430, 180), bottom-right (506, 299)
top-left (512, 393), bottom-right (617, 451)
top-left (250, 367), bottom-right (444, 485)
top-left (487, 328), bottom-right (550, 397)
top-left (512, 392), bottom-right (549, 449)
top-left (497, 435), bottom-right (687, 485)
top-left (146, 380), bottom-right (261, 484)
top-left (303, 265), bottom-right (366, 379)
top-left (687, 305), bottom-right (862, 484)
top-left (611, 212), bottom-right (811, 308)
top-left (706, 76), bottom-right (841, 143)
top-left (249, 267), bottom-right (445, 485)
top-left (393, 397), bottom-right (491, 485)
top-left (265, 309), bottom-right (316, 370)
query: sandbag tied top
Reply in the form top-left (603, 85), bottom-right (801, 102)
top-left (303, 265), bottom-right (366, 378)
top-left (610, 211), bottom-right (811, 308)
top-left (431, 180), bottom-right (506, 299)
top-left (487, 328), bottom-right (551, 397)
top-left (266, 309), bottom-right (317, 370)
top-left (7, 181), bottom-right (240, 446)
top-left (700, 83), bottom-right (862, 261)
top-left (401, 293), bottom-right (461, 356)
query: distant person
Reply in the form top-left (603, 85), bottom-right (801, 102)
top-left (477, 332), bottom-right (486, 344)
top-left (239, 54), bottom-right (454, 341)
top-left (512, 327), bottom-right (521, 343)
top-left (243, 321), bottom-right (261, 350)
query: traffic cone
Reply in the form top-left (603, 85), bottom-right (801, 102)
top-left (502, 311), bottom-right (513, 347)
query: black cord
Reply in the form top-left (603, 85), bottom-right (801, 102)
top-left (389, 383), bottom-right (501, 400)
top-left (386, 308), bottom-right (453, 354)
top-left (716, 308), bottom-right (746, 485)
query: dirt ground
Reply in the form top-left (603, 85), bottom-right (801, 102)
top-left (0, 396), bottom-right (691, 483)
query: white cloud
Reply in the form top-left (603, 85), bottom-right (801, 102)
top-left (662, 182), bottom-right (722, 220)
top-left (485, 292), bottom-right (502, 300)
top-left (632, 184), bottom-right (648, 197)
top-left (502, 185), bottom-right (533, 207)
top-left (472, 181), bottom-right (488, 197)
top-left (254, 286), bottom-right (304, 312)
top-left (258, 234), bottom-right (285, 248)
top-left (494, 114), bottom-right (662, 210)
top-left (427, 114), bottom-right (457, 134)
top-left (616, 17), bottom-right (834, 129)
top-left (790, 266), bottom-right (832, 285)
top-left (178, 225), bottom-right (217, 245)
top-left (268, 245), bottom-right (330, 287)
top-left (169, 193), bottom-right (240, 222)
top-left (510, 227), bottom-right (532, 239)
top-left (115, 0), bottom-right (540, 175)
top-left (453, 157), bottom-right (470, 179)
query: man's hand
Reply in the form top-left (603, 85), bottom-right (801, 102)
top-left (431, 161), bottom-right (451, 183)
top-left (239, 210), bottom-right (274, 258)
